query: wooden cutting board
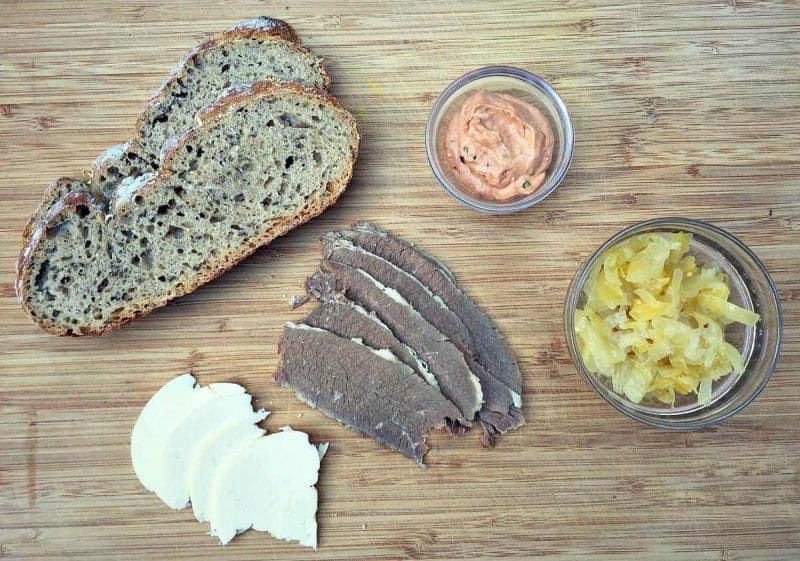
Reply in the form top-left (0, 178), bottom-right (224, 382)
top-left (1, 2), bottom-right (798, 560)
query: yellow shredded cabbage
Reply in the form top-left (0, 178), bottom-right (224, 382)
top-left (574, 232), bottom-right (759, 406)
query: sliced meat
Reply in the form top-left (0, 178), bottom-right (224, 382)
top-left (274, 323), bottom-right (466, 465)
top-left (322, 229), bottom-right (524, 443)
top-left (303, 299), bottom-right (439, 389)
top-left (336, 223), bottom-right (523, 399)
top-left (288, 294), bottom-right (309, 309)
top-left (321, 235), bottom-right (475, 353)
top-left (469, 359), bottom-right (524, 445)
top-left (307, 260), bottom-right (483, 422)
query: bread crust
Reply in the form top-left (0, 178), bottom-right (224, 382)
top-left (24, 18), bottom-right (330, 252)
top-left (137, 18), bottom-right (330, 136)
top-left (18, 82), bottom-right (359, 336)
top-left (21, 176), bottom-right (92, 241)
top-left (16, 190), bottom-right (104, 320)
top-left (193, 80), bottom-right (342, 134)
top-left (222, 16), bottom-right (300, 43)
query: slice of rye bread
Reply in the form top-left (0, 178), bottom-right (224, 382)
top-left (22, 17), bottom-right (330, 241)
top-left (16, 81), bottom-right (359, 336)
top-left (94, 16), bottom-right (330, 193)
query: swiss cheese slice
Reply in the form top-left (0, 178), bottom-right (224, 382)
top-left (155, 383), bottom-right (255, 509)
top-left (131, 374), bottom-right (215, 494)
top-left (187, 410), bottom-right (268, 522)
top-left (131, 376), bottom-right (326, 549)
top-left (207, 428), bottom-right (322, 548)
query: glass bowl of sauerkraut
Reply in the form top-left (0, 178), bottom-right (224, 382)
top-left (564, 217), bottom-right (782, 429)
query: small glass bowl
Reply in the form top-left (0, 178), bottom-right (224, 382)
top-left (564, 217), bottom-right (782, 429)
top-left (425, 66), bottom-right (574, 214)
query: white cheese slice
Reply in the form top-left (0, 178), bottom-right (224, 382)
top-left (207, 427), bottom-right (322, 548)
top-left (155, 383), bottom-right (255, 509)
top-left (187, 410), bottom-right (269, 522)
top-left (131, 374), bottom-right (215, 494)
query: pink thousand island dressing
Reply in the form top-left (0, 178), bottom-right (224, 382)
top-left (443, 89), bottom-right (555, 202)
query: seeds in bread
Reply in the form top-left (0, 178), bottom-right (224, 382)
top-left (17, 82), bottom-right (359, 335)
top-left (25, 18), bottom-right (330, 238)
top-left (93, 18), bottom-right (329, 194)
top-left (21, 176), bottom-right (91, 241)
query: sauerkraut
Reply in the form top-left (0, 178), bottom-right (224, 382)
top-left (574, 232), bottom-right (759, 406)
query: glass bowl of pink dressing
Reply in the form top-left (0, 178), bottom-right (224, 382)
top-left (425, 66), bottom-right (574, 214)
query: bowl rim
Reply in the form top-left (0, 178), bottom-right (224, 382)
top-left (563, 216), bottom-right (783, 430)
top-left (424, 65), bottom-right (575, 214)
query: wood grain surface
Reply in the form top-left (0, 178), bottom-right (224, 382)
top-left (1, 1), bottom-right (799, 560)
